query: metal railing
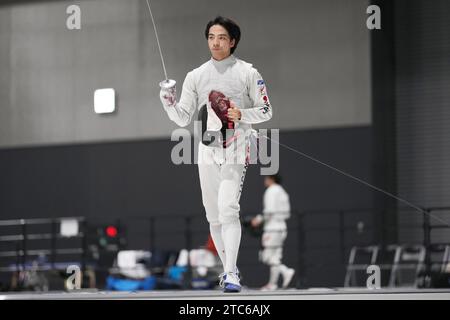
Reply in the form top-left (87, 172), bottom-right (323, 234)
top-left (0, 206), bottom-right (448, 289)
top-left (0, 217), bottom-right (87, 273)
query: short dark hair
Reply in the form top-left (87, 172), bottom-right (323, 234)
top-left (267, 174), bottom-right (282, 185)
top-left (205, 16), bottom-right (241, 54)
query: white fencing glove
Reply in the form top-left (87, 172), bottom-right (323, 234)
top-left (159, 79), bottom-right (177, 108)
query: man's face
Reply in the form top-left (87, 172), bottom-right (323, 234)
top-left (208, 24), bottom-right (235, 61)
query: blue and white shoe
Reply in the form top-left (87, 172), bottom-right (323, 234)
top-left (219, 272), bottom-right (226, 288)
top-left (222, 271), bottom-right (241, 293)
top-left (218, 268), bottom-right (240, 289)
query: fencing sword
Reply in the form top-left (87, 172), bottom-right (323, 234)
top-left (144, 0), bottom-right (176, 90)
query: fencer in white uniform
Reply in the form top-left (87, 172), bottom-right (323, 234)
top-left (252, 175), bottom-right (295, 290)
top-left (159, 16), bottom-right (272, 292)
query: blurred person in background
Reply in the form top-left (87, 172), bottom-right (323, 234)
top-left (252, 174), bottom-right (295, 290)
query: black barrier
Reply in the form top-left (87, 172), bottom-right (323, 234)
top-left (0, 206), bottom-right (449, 291)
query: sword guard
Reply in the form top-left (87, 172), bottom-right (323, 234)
top-left (159, 79), bottom-right (176, 90)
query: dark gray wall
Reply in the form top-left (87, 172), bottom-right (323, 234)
top-left (395, 0), bottom-right (450, 243)
top-left (0, 0), bottom-right (371, 148)
top-left (0, 126), bottom-right (373, 287)
top-left (370, 0), bottom-right (398, 246)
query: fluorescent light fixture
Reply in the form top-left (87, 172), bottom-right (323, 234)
top-left (94, 88), bottom-right (115, 114)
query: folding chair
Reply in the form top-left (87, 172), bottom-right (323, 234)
top-left (344, 245), bottom-right (379, 287)
top-left (388, 244), bottom-right (425, 287)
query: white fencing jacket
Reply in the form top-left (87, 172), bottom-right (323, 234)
top-left (161, 55), bottom-right (273, 132)
top-left (256, 184), bottom-right (291, 232)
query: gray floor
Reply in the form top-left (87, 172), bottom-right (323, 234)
top-left (1, 288), bottom-right (450, 300)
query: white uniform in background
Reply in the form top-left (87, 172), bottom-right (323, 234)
top-left (254, 183), bottom-right (295, 290)
top-left (160, 54), bottom-right (272, 291)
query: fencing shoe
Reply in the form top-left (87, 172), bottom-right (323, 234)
top-left (281, 268), bottom-right (295, 289)
top-left (261, 283), bottom-right (278, 291)
top-left (219, 268), bottom-right (240, 289)
top-left (223, 271), bottom-right (241, 293)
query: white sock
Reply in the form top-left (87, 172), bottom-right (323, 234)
top-left (221, 220), bottom-right (241, 273)
top-left (278, 264), bottom-right (288, 274)
top-left (209, 224), bottom-right (226, 271)
top-left (269, 265), bottom-right (281, 286)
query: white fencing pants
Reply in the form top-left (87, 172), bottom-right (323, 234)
top-left (259, 230), bottom-right (287, 266)
top-left (198, 139), bottom-right (248, 225)
top-left (198, 136), bottom-right (249, 273)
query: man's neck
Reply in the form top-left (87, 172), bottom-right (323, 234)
top-left (212, 54), bottom-right (232, 61)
